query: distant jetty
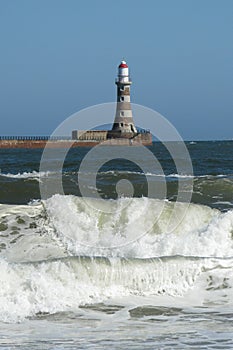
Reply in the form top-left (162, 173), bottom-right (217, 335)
top-left (0, 132), bottom-right (151, 149)
top-left (0, 60), bottom-right (152, 149)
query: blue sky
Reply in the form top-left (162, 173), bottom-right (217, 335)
top-left (0, 0), bottom-right (232, 140)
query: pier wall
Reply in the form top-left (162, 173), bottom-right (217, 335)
top-left (0, 133), bottom-right (152, 149)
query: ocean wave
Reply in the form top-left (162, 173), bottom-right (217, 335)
top-left (0, 169), bottom-right (230, 181)
top-left (0, 170), bottom-right (53, 180)
top-left (1, 197), bottom-right (233, 322)
top-left (0, 255), bottom-right (232, 323)
top-left (41, 195), bottom-right (233, 259)
top-left (78, 170), bottom-right (230, 180)
top-left (2, 195), bottom-right (233, 259)
top-left (81, 170), bottom-right (194, 179)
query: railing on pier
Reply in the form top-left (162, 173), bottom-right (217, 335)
top-left (0, 136), bottom-right (72, 141)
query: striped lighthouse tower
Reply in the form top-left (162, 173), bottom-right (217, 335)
top-left (112, 60), bottom-right (137, 136)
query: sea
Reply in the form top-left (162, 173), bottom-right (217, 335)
top-left (0, 140), bottom-right (233, 349)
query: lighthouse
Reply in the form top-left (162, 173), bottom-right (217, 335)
top-left (111, 60), bottom-right (137, 136)
top-left (72, 59), bottom-right (152, 145)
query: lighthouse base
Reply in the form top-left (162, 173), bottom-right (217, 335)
top-left (72, 129), bottom-right (152, 146)
top-left (107, 130), bottom-right (152, 144)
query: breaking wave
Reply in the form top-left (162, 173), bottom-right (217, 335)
top-left (1, 255), bottom-right (233, 323)
top-left (0, 170), bottom-right (54, 180)
top-left (43, 195), bottom-right (233, 258)
top-left (1, 195), bottom-right (233, 322)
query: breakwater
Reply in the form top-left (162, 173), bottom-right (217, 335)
top-left (0, 134), bottom-right (152, 148)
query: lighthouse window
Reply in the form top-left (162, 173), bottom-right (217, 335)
top-left (120, 111), bottom-right (124, 116)
top-left (120, 96), bottom-right (124, 101)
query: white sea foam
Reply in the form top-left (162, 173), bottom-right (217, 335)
top-left (99, 170), bottom-right (194, 178)
top-left (44, 194), bottom-right (233, 258)
top-left (0, 170), bottom-right (53, 181)
top-left (1, 169), bottom-right (230, 182)
top-left (0, 255), bottom-right (232, 323)
top-left (2, 195), bottom-right (233, 259)
top-left (167, 173), bottom-right (194, 178)
top-left (91, 170), bottom-right (226, 179)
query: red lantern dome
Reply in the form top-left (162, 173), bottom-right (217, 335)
top-left (118, 60), bottom-right (128, 68)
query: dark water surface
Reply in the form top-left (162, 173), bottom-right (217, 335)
top-left (1, 141), bottom-right (233, 210)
